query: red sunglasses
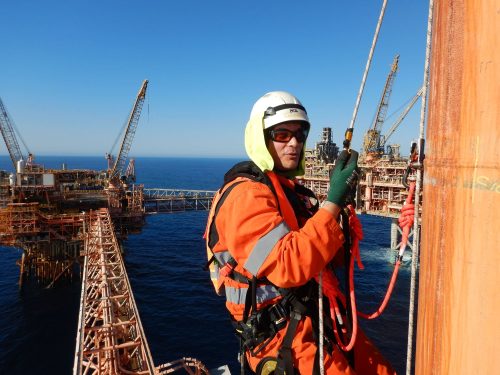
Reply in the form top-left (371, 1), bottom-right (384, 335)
top-left (266, 128), bottom-right (309, 143)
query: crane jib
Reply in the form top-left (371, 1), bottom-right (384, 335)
top-left (0, 97), bottom-right (25, 168)
top-left (110, 80), bottom-right (149, 180)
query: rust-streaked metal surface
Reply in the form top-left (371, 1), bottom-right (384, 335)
top-left (416, 1), bottom-right (500, 374)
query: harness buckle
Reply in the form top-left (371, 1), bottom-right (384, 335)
top-left (268, 301), bottom-right (288, 328)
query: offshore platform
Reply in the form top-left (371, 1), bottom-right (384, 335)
top-left (0, 82), bottom-right (150, 289)
top-left (0, 56), bottom-right (421, 374)
top-left (301, 55), bottom-right (423, 253)
top-left (0, 81), bottom-right (211, 374)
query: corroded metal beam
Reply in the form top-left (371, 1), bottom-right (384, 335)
top-left (74, 208), bottom-right (155, 375)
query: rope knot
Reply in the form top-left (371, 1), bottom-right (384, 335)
top-left (399, 203), bottom-right (415, 229)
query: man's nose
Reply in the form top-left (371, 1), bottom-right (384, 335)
top-left (288, 136), bottom-right (300, 145)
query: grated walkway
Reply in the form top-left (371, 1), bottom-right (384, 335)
top-left (73, 208), bottom-right (209, 375)
top-left (73, 208), bottom-right (156, 374)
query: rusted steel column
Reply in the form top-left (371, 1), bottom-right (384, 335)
top-left (416, 1), bottom-right (500, 374)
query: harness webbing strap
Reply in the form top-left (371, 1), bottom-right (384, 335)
top-left (275, 308), bottom-right (304, 375)
top-left (266, 172), bottom-right (300, 231)
top-left (242, 277), bottom-right (257, 324)
top-left (208, 180), bottom-right (245, 249)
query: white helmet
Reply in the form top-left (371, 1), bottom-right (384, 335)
top-left (245, 91), bottom-right (309, 177)
top-left (249, 91), bottom-right (310, 129)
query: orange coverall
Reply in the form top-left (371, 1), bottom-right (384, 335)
top-left (211, 171), bottom-right (396, 374)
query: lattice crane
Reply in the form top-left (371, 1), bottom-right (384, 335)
top-left (379, 86), bottom-right (423, 151)
top-left (362, 54), bottom-right (399, 157)
top-left (0, 97), bottom-right (26, 168)
top-left (109, 80), bottom-right (148, 182)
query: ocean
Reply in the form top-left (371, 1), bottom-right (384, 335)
top-left (0, 156), bottom-right (414, 374)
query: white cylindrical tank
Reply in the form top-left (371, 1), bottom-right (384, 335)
top-left (16, 159), bottom-right (25, 173)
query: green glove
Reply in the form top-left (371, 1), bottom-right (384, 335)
top-left (327, 150), bottom-right (359, 206)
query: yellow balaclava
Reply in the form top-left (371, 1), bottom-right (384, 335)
top-left (244, 91), bottom-right (310, 177)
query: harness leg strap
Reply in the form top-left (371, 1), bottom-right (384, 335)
top-left (275, 310), bottom-right (302, 375)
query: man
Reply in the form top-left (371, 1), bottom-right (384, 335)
top-left (206, 91), bottom-right (395, 374)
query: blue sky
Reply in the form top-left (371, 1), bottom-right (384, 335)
top-left (1, 1), bottom-right (429, 158)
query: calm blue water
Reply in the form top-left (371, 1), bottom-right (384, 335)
top-left (0, 156), bottom-right (413, 374)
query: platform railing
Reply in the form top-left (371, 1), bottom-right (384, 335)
top-left (143, 189), bottom-right (215, 213)
top-left (143, 189), bottom-right (215, 199)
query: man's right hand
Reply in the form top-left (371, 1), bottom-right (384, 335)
top-left (326, 150), bottom-right (359, 206)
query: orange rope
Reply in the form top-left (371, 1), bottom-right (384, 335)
top-left (316, 205), bottom-right (361, 351)
top-left (318, 184), bottom-right (416, 351)
top-left (358, 182), bottom-right (415, 319)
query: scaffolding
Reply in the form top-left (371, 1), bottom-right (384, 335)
top-left (300, 129), bottom-right (417, 218)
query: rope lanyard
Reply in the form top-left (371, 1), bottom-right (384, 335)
top-left (406, 0), bottom-right (434, 373)
top-left (318, 271), bottom-right (324, 375)
top-left (357, 184), bottom-right (415, 320)
top-left (319, 185), bottom-right (416, 355)
top-left (318, 1), bottom-right (388, 372)
top-left (317, 0), bottom-right (433, 367)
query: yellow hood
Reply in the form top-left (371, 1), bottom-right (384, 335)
top-left (244, 113), bottom-right (307, 177)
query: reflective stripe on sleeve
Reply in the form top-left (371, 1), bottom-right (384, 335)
top-left (225, 284), bottom-right (281, 305)
top-left (244, 221), bottom-right (290, 276)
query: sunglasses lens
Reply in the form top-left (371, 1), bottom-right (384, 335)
top-left (269, 129), bottom-right (308, 143)
top-left (273, 130), bottom-right (292, 142)
top-left (299, 129), bottom-right (309, 142)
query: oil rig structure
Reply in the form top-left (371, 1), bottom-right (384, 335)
top-left (0, 81), bottom-right (149, 288)
top-left (0, 81), bottom-right (211, 374)
top-left (0, 56), bottom-right (421, 374)
top-left (300, 55), bottom-right (423, 252)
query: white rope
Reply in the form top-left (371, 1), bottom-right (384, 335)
top-left (318, 271), bottom-right (324, 375)
top-left (406, 0), bottom-right (434, 374)
top-left (317, 3), bottom-right (389, 373)
top-left (348, 0), bottom-right (388, 131)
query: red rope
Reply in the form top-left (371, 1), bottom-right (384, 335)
top-left (397, 183), bottom-right (416, 256)
top-left (318, 184), bottom-right (416, 351)
top-left (358, 182), bottom-right (415, 319)
top-left (316, 205), bottom-right (361, 351)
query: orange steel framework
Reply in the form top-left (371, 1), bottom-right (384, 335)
top-left (73, 208), bottom-right (209, 375)
top-left (74, 208), bottom-right (156, 375)
top-left (300, 128), bottom-right (420, 257)
top-left (300, 127), bottom-right (418, 218)
top-left (0, 166), bottom-right (148, 288)
top-left (358, 158), bottom-right (416, 217)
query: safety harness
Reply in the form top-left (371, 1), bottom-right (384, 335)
top-left (205, 161), bottom-right (334, 375)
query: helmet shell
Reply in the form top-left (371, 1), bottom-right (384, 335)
top-left (249, 91), bottom-right (310, 129)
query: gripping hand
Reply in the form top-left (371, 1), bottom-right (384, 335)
top-left (327, 150), bottom-right (359, 206)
